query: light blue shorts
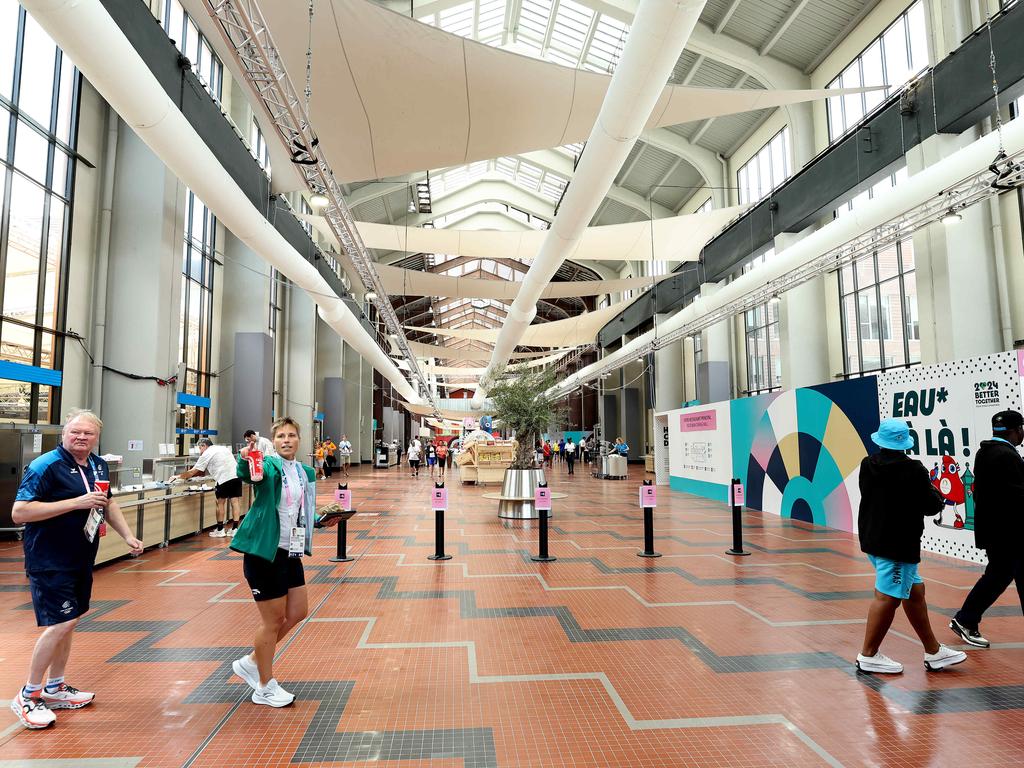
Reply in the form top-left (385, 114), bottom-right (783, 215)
top-left (868, 555), bottom-right (923, 600)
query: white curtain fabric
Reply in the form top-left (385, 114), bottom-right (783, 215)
top-left (260, 0), bottom-right (879, 183)
top-left (406, 340), bottom-right (567, 361)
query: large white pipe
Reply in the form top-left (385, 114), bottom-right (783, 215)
top-left (554, 113), bottom-right (1024, 397)
top-left (471, 0), bottom-right (708, 408)
top-left (23, 0), bottom-right (421, 405)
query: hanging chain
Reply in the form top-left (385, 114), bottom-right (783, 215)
top-left (986, 11), bottom-right (1005, 156)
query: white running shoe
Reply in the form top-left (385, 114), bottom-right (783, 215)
top-left (251, 679), bottom-right (295, 708)
top-left (856, 652), bottom-right (904, 674)
top-left (227, 528), bottom-right (237, 537)
top-left (232, 654), bottom-right (260, 689)
top-left (209, 529), bottom-right (227, 538)
top-left (10, 691), bottom-right (56, 729)
top-left (40, 683), bottom-right (94, 710)
top-left (924, 645), bottom-right (968, 671)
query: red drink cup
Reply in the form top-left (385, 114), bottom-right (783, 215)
top-left (94, 480), bottom-right (110, 536)
top-left (248, 449), bottom-right (264, 481)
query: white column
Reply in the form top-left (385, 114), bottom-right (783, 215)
top-left (776, 231), bottom-right (829, 389)
top-left (654, 314), bottom-right (683, 411)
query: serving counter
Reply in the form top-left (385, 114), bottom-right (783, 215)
top-left (96, 481), bottom-right (253, 566)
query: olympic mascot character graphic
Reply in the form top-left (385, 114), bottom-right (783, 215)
top-left (930, 455), bottom-right (969, 529)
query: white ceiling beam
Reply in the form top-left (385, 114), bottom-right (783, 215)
top-left (502, 0), bottom-right (523, 45)
top-left (803, 0), bottom-right (883, 75)
top-left (542, 0), bottom-right (561, 52)
top-left (689, 73), bottom-right (748, 145)
top-left (637, 128), bottom-right (720, 188)
top-left (686, 22), bottom-right (808, 89)
top-left (344, 175), bottom-right (425, 208)
top-left (616, 142), bottom-right (647, 185)
top-left (714, 0), bottom-right (744, 34)
top-left (760, 0), bottom-right (810, 57)
top-left (647, 156), bottom-right (682, 200)
top-left (679, 53), bottom-right (704, 85)
top-left (577, 13), bottom-right (601, 67)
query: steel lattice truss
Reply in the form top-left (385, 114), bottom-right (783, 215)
top-left (203, 0), bottom-right (437, 410)
top-left (554, 151), bottom-right (1024, 395)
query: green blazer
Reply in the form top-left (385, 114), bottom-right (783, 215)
top-left (230, 454), bottom-right (316, 562)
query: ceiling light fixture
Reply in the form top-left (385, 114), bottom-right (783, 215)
top-left (310, 192), bottom-right (329, 208)
top-left (365, 291), bottom-right (377, 302)
top-left (941, 208), bottom-right (963, 225)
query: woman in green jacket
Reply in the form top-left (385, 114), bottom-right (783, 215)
top-left (229, 417), bottom-right (316, 708)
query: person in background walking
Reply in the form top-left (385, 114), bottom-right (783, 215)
top-left (564, 437), bottom-right (577, 475)
top-left (950, 410), bottom-right (1024, 648)
top-left (855, 419), bottom-right (967, 674)
top-left (313, 442), bottom-right (326, 481)
top-left (322, 437), bottom-right (338, 478)
top-left (336, 435), bottom-right (352, 477)
top-left (408, 440), bottom-right (422, 477)
top-left (543, 440), bottom-right (552, 468)
top-left (435, 440), bottom-right (449, 481)
top-left (558, 438), bottom-right (566, 464)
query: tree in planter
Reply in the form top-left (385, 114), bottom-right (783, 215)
top-left (487, 368), bottom-right (567, 469)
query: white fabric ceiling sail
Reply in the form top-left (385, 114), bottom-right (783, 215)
top-left (406, 340), bottom-right (572, 361)
top-left (406, 299), bottom-right (630, 346)
top-left (376, 264), bottom-right (671, 299)
top-left (423, 351), bottom-right (570, 376)
top-left (259, 0), bottom-right (880, 183)
top-left (297, 205), bottom-right (743, 262)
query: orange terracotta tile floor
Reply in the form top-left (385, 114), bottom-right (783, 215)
top-left (1, 461), bottom-right (1022, 767)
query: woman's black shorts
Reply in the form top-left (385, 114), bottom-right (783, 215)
top-left (242, 548), bottom-right (305, 602)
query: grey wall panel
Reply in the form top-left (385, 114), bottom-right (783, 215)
top-left (623, 387), bottom-right (643, 459)
top-left (323, 377), bottom-right (344, 441)
top-left (232, 332), bottom-right (274, 444)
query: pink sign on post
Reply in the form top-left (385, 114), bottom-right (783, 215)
top-left (731, 481), bottom-right (744, 508)
top-left (680, 410), bottom-right (718, 432)
top-left (535, 486), bottom-right (552, 511)
top-left (335, 488), bottom-right (352, 511)
top-left (639, 485), bottom-right (657, 508)
top-left (432, 488), bottom-right (448, 511)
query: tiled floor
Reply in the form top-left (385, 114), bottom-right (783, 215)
top-left (1, 462), bottom-right (1022, 767)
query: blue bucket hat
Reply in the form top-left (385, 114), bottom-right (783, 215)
top-left (871, 419), bottom-right (912, 451)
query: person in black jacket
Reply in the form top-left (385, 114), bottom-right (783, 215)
top-left (855, 419), bottom-right (967, 674)
top-left (950, 410), bottom-right (1024, 648)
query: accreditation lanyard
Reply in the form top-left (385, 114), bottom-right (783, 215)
top-left (76, 457), bottom-right (105, 542)
top-left (281, 461), bottom-right (306, 557)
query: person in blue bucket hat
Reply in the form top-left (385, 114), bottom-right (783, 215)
top-left (855, 418), bottom-right (968, 674)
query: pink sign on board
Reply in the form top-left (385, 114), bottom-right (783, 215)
top-left (335, 488), bottom-right (352, 511)
top-left (535, 487), bottom-right (552, 511)
top-left (639, 485), bottom-right (657, 508)
top-left (731, 481), bottom-right (744, 507)
top-left (432, 488), bottom-right (448, 510)
top-left (680, 410), bottom-right (717, 432)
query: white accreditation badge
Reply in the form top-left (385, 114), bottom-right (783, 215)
top-left (84, 509), bottom-right (103, 543)
top-left (288, 526), bottom-right (306, 557)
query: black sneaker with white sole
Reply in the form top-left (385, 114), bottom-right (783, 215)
top-left (949, 617), bottom-right (990, 648)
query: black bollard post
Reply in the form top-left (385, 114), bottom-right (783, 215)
top-left (428, 481), bottom-right (452, 561)
top-left (725, 477), bottom-right (750, 557)
top-left (637, 479), bottom-right (661, 558)
top-left (328, 483), bottom-right (355, 563)
top-left (531, 482), bottom-right (556, 562)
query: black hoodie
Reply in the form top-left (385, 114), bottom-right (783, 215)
top-left (971, 438), bottom-right (1024, 550)
top-left (857, 450), bottom-right (943, 564)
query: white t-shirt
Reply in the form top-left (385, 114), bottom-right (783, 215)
top-left (277, 459), bottom-right (305, 550)
top-left (338, 440), bottom-right (352, 456)
top-left (564, 442), bottom-right (577, 455)
top-left (408, 444), bottom-right (421, 461)
top-left (253, 436), bottom-right (275, 456)
top-left (193, 445), bottom-right (237, 485)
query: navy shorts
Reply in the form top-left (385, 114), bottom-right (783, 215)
top-left (242, 548), bottom-right (305, 602)
top-left (28, 568), bottom-right (93, 626)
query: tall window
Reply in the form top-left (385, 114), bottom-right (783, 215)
top-left (162, 0), bottom-right (224, 101)
top-left (0, 7), bottom-right (77, 423)
top-left (249, 117), bottom-right (271, 177)
top-left (178, 191), bottom-right (217, 448)
top-left (838, 175), bottom-right (919, 375)
top-left (827, 1), bottom-right (928, 141)
top-left (737, 129), bottom-right (790, 205)
top-left (742, 249), bottom-right (781, 394)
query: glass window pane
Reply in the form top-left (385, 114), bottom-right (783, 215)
top-left (900, 238), bottom-right (915, 271)
top-left (54, 53), bottom-right (76, 144)
top-left (879, 279), bottom-right (906, 367)
top-left (38, 329), bottom-right (57, 370)
top-left (0, 3), bottom-right (18, 101)
top-left (42, 197), bottom-right (65, 330)
top-left (4, 175), bottom-right (45, 319)
top-left (862, 41), bottom-right (885, 111)
top-left (907, 1), bottom-right (929, 72)
top-left (841, 67), bottom-right (864, 127)
top-left (840, 263), bottom-right (855, 294)
top-left (843, 293), bottom-right (859, 373)
top-left (13, 121), bottom-right (50, 184)
top-left (38, 384), bottom-right (54, 423)
top-left (876, 243), bottom-right (899, 282)
top-left (18, 15), bottom-right (57, 128)
top-left (2, 320), bottom-right (35, 365)
top-left (0, 380), bottom-right (32, 422)
top-left (903, 271), bottom-right (921, 362)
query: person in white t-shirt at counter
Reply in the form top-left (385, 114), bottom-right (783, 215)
top-left (244, 429), bottom-right (275, 457)
top-left (170, 438), bottom-right (241, 538)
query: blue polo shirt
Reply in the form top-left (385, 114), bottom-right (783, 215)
top-left (16, 446), bottom-right (111, 572)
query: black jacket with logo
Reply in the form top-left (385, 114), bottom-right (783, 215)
top-left (971, 439), bottom-right (1024, 550)
top-left (858, 450), bottom-right (943, 564)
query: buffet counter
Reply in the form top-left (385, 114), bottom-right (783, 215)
top-left (96, 481), bottom-right (253, 566)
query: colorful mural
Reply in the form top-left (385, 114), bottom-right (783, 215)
top-left (730, 378), bottom-right (879, 531)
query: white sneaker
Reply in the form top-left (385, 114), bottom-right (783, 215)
top-left (10, 691), bottom-right (56, 728)
top-left (232, 654), bottom-right (260, 689)
top-left (40, 683), bottom-right (94, 710)
top-left (924, 645), bottom-right (968, 671)
top-left (209, 529), bottom-right (227, 538)
top-left (251, 679), bottom-right (295, 707)
top-left (227, 528), bottom-right (237, 537)
top-left (856, 652), bottom-right (903, 674)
